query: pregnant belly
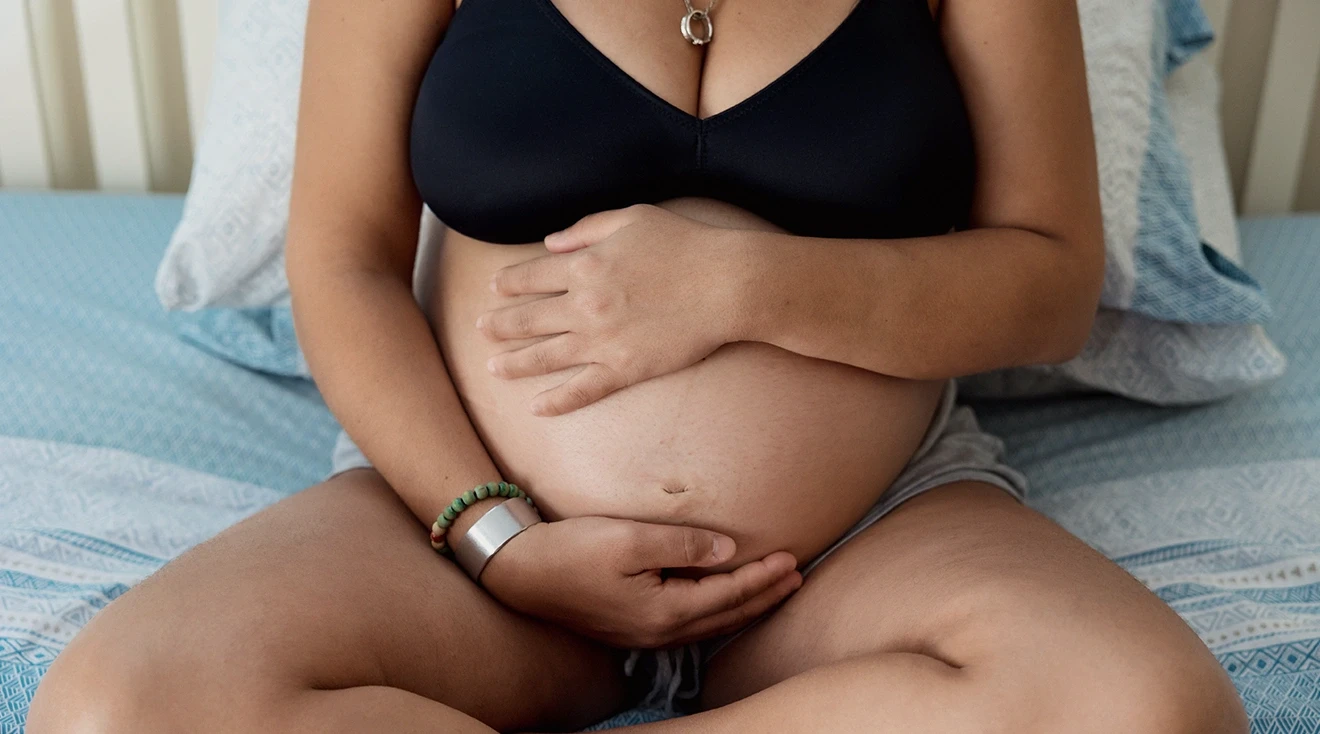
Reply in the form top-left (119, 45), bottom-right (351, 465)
top-left (421, 199), bottom-right (945, 570)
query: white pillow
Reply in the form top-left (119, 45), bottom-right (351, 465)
top-left (155, 0), bottom-right (307, 311)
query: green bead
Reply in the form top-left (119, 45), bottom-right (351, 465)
top-left (450, 498), bottom-right (466, 515)
top-left (437, 515), bottom-right (452, 529)
top-left (492, 481), bottom-right (505, 496)
top-left (475, 484), bottom-right (489, 500)
top-left (442, 506), bottom-right (457, 521)
top-left (461, 490), bottom-right (477, 506)
top-left (483, 481), bottom-right (498, 496)
top-left (525, 497), bottom-right (534, 505)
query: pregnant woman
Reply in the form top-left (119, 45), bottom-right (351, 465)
top-left (31, 0), bottom-right (1247, 731)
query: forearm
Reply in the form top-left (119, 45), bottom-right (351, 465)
top-left (291, 263), bottom-right (501, 527)
top-left (731, 226), bottom-right (1103, 380)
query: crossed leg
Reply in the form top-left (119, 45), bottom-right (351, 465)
top-left (636, 482), bottom-right (1248, 734)
top-left (27, 475), bottom-right (1249, 733)
top-left (26, 469), bottom-right (629, 734)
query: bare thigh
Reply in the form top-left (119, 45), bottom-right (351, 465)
top-left (28, 470), bottom-right (630, 733)
top-left (700, 482), bottom-right (1245, 731)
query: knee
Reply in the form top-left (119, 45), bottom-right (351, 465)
top-left (26, 612), bottom-right (285, 734)
top-left (26, 632), bottom-right (156, 734)
top-left (996, 644), bottom-right (1248, 734)
top-left (1102, 654), bottom-right (1248, 734)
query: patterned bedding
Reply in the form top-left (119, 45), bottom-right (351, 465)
top-left (0, 439), bottom-right (285, 727)
top-left (1, 194), bottom-right (1317, 731)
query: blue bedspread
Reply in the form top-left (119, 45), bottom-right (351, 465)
top-left (0, 193), bottom-right (339, 492)
top-left (1, 193), bottom-right (1317, 731)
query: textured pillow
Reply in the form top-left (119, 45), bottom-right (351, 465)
top-left (1080, 0), bottom-right (1267, 324)
top-left (960, 0), bottom-right (1285, 405)
top-left (154, 0), bottom-right (309, 376)
top-left (958, 314), bottom-right (1285, 405)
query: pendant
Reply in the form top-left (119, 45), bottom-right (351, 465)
top-left (681, 9), bottom-right (713, 45)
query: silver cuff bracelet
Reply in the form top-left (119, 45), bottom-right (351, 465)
top-left (452, 498), bottom-right (542, 581)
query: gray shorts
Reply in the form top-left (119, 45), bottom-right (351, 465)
top-left (327, 381), bottom-right (1026, 714)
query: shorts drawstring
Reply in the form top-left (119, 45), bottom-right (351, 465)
top-left (625, 644), bottom-right (703, 715)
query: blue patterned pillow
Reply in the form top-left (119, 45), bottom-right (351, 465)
top-left (1165, 0), bottom-right (1215, 71)
top-left (168, 306), bottom-right (306, 378)
top-left (1088, 0), bottom-right (1270, 324)
top-left (962, 0), bottom-right (1285, 405)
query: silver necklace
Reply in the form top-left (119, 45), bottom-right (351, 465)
top-left (681, 0), bottom-right (718, 46)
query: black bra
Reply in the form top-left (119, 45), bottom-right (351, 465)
top-left (410, 0), bottom-right (975, 244)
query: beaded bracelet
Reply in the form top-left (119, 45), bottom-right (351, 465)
top-left (430, 481), bottom-right (536, 554)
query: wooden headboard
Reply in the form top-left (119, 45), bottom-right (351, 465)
top-left (1, 0), bottom-right (1317, 214)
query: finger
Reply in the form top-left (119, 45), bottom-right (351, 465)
top-left (658, 551), bottom-right (800, 624)
top-left (669, 571), bottom-right (803, 645)
top-left (619, 523), bottom-right (737, 574)
top-left (491, 255), bottom-right (571, 297)
top-left (543, 205), bottom-right (646, 253)
top-left (529, 362), bottom-right (625, 416)
top-left (488, 335), bottom-right (583, 379)
top-left (476, 296), bottom-right (573, 342)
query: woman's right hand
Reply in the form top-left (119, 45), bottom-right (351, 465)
top-left (480, 516), bottom-right (802, 649)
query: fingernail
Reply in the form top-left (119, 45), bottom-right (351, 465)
top-left (711, 535), bottom-right (733, 562)
top-left (474, 316), bottom-right (484, 331)
top-left (545, 231), bottom-right (564, 246)
top-left (486, 357), bottom-right (498, 374)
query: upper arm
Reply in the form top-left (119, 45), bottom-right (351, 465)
top-left (939, 0), bottom-right (1104, 267)
top-left (286, 0), bottom-right (453, 286)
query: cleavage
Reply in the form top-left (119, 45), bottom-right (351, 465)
top-left (540, 0), bottom-right (864, 121)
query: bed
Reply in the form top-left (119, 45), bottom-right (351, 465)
top-left (0, 191), bottom-right (1315, 731)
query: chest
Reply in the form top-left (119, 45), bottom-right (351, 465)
top-left (477, 0), bottom-right (884, 121)
top-left (411, 0), bottom-right (975, 243)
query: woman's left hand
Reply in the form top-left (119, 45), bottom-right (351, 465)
top-left (477, 204), bottom-right (745, 416)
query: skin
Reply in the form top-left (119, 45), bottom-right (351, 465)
top-left (25, 1), bottom-right (1249, 733)
top-left (435, 198), bottom-right (947, 571)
